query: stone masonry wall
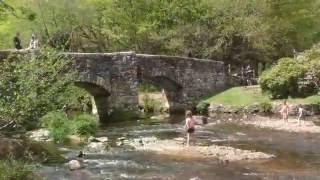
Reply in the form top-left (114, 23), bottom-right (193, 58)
top-left (137, 54), bottom-right (225, 111)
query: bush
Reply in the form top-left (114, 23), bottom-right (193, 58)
top-left (259, 58), bottom-right (307, 99)
top-left (40, 111), bottom-right (70, 143)
top-left (196, 102), bottom-right (210, 115)
top-left (139, 82), bottom-right (161, 93)
top-left (72, 114), bottom-right (98, 138)
top-left (140, 94), bottom-right (164, 112)
top-left (0, 158), bottom-right (40, 180)
top-left (258, 101), bottom-right (272, 114)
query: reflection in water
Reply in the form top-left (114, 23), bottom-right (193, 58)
top-left (38, 114), bottom-right (320, 180)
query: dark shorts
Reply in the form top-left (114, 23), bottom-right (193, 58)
top-left (187, 128), bottom-right (195, 133)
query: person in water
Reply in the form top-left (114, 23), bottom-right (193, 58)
top-left (280, 100), bottom-right (289, 123)
top-left (297, 104), bottom-right (304, 126)
top-left (13, 32), bottom-right (22, 50)
top-left (185, 110), bottom-right (195, 147)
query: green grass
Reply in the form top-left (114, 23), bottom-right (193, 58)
top-left (202, 86), bottom-right (320, 106)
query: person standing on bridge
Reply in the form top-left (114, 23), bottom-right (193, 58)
top-left (28, 32), bottom-right (39, 49)
top-left (13, 32), bottom-right (22, 50)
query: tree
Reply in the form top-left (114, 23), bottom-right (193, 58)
top-left (0, 48), bottom-right (87, 129)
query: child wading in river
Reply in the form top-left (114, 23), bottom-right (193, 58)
top-left (297, 105), bottom-right (304, 126)
top-left (185, 110), bottom-right (195, 147)
top-left (280, 100), bottom-right (289, 123)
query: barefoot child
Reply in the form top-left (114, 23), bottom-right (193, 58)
top-left (280, 100), bottom-right (289, 123)
top-left (297, 105), bottom-right (304, 126)
top-left (185, 110), bottom-right (195, 147)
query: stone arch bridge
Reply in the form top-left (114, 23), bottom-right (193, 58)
top-left (0, 51), bottom-right (225, 120)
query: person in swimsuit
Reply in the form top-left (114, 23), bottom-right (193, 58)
top-left (280, 100), bottom-right (289, 123)
top-left (185, 110), bottom-right (195, 147)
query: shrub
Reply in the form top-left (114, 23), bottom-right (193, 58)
top-left (0, 158), bottom-right (40, 180)
top-left (196, 102), bottom-right (210, 115)
top-left (72, 114), bottom-right (98, 138)
top-left (258, 101), bottom-right (272, 114)
top-left (40, 111), bottom-right (70, 143)
top-left (141, 94), bottom-right (163, 112)
top-left (259, 58), bottom-right (307, 99)
top-left (139, 82), bottom-right (161, 93)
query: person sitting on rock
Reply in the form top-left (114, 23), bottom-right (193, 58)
top-left (280, 100), bottom-right (289, 123)
top-left (185, 110), bottom-right (195, 147)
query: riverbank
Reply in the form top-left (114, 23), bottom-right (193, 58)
top-left (242, 116), bottom-right (320, 133)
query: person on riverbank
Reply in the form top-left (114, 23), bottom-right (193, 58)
top-left (185, 110), bottom-right (195, 147)
top-left (297, 105), bottom-right (304, 126)
top-left (280, 100), bottom-right (289, 123)
top-left (13, 32), bottom-right (22, 50)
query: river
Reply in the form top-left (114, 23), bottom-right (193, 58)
top-left (37, 114), bottom-right (320, 180)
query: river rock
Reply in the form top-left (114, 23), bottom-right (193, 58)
top-left (95, 137), bottom-right (109, 142)
top-left (28, 129), bottom-right (50, 142)
top-left (88, 136), bottom-right (109, 143)
top-left (67, 160), bottom-right (82, 170)
top-left (86, 142), bottom-right (108, 153)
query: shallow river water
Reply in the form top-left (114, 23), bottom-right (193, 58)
top-left (38, 114), bottom-right (320, 180)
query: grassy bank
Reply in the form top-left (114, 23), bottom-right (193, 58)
top-left (202, 86), bottom-right (320, 106)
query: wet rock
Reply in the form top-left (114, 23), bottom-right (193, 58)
top-left (193, 116), bottom-right (209, 125)
top-left (235, 132), bottom-right (246, 136)
top-left (130, 137), bottom-right (274, 161)
top-left (190, 177), bottom-right (202, 180)
top-left (88, 136), bottom-right (109, 143)
top-left (86, 142), bottom-right (108, 153)
top-left (28, 129), bottom-right (50, 142)
top-left (67, 160), bottom-right (82, 170)
top-left (244, 103), bottom-right (260, 114)
top-left (95, 137), bottom-right (108, 142)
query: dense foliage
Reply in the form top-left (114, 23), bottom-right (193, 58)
top-left (40, 111), bottom-right (70, 142)
top-left (0, 158), bottom-right (40, 180)
top-left (1, 0), bottom-right (320, 69)
top-left (72, 113), bottom-right (98, 138)
top-left (40, 111), bottom-right (98, 142)
top-left (259, 58), bottom-right (306, 99)
top-left (0, 48), bottom-right (89, 129)
top-left (259, 43), bottom-right (320, 98)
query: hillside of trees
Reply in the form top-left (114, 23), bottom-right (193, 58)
top-left (1, 0), bottom-right (320, 70)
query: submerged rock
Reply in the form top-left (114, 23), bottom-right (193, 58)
top-left (86, 142), bottom-right (108, 153)
top-left (88, 136), bottom-right (109, 143)
top-left (67, 160), bottom-right (82, 170)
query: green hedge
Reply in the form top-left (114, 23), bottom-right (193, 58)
top-left (259, 58), bottom-right (307, 99)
